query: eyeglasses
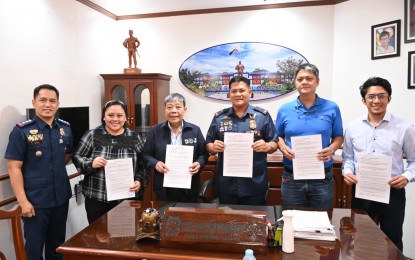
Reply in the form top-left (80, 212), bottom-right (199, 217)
top-left (104, 100), bottom-right (126, 109)
top-left (365, 93), bottom-right (388, 101)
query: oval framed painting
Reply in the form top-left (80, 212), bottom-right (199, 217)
top-left (178, 42), bottom-right (308, 101)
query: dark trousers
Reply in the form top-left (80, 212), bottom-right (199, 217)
top-left (22, 201), bottom-right (69, 260)
top-left (219, 191), bottom-right (267, 206)
top-left (84, 197), bottom-right (122, 224)
top-left (155, 188), bottom-right (198, 203)
top-left (352, 185), bottom-right (406, 251)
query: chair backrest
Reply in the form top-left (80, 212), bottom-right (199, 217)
top-left (0, 205), bottom-right (27, 260)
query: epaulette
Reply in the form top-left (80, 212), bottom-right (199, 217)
top-left (214, 107), bottom-right (230, 118)
top-left (57, 118), bottom-right (71, 126)
top-left (16, 119), bottom-right (34, 128)
top-left (253, 106), bottom-right (268, 115)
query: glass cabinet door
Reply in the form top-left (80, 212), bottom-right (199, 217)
top-left (134, 85), bottom-right (150, 141)
top-left (111, 85), bottom-right (128, 104)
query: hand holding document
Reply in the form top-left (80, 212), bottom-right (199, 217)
top-left (291, 134), bottom-right (324, 180)
top-left (163, 145), bottom-right (194, 189)
top-left (290, 210), bottom-right (337, 241)
top-left (223, 132), bottom-right (253, 177)
top-left (356, 154), bottom-right (391, 204)
top-left (105, 158), bottom-right (135, 201)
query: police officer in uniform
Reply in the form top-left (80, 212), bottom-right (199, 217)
top-left (5, 84), bottom-right (73, 260)
top-left (206, 76), bottom-right (278, 205)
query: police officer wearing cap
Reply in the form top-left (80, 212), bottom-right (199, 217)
top-left (5, 84), bottom-right (73, 260)
top-left (206, 76), bottom-right (278, 205)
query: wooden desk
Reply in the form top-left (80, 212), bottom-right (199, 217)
top-left (57, 201), bottom-right (405, 260)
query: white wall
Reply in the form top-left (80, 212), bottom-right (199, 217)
top-left (113, 6), bottom-right (335, 134)
top-left (0, 0), bottom-right (414, 258)
top-left (333, 0), bottom-right (415, 258)
top-left (0, 0), bottom-right (116, 257)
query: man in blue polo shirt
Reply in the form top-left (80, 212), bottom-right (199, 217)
top-left (5, 84), bottom-right (73, 260)
top-left (276, 63), bottom-right (343, 209)
top-left (206, 76), bottom-right (278, 205)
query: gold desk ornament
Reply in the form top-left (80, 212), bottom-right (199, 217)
top-left (136, 207), bottom-right (160, 241)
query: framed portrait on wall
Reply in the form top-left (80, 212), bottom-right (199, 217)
top-left (404, 0), bottom-right (415, 43)
top-left (408, 51), bottom-right (415, 89)
top-left (371, 20), bottom-right (401, 60)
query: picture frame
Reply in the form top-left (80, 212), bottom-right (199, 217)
top-left (408, 51), bottom-right (415, 89)
top-left (371, 20), bottom-right (400, 60)
top-left (404, 0), bottom-right (415, 43)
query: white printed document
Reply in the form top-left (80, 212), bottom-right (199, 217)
top-left (223, 132), bottom-right (254, 177)
top-left (105, 158), bottom-right (135, 201)
top-left (163, 145), bottom-right (194, 189)
top-left (356, 154), bottom-right (391, 204)
top-left (291, 210), bottom-right (337, 241)
top-left (291, 134), bottom-right (324, 180)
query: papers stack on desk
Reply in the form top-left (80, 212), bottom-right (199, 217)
top-left (291, 210), bottom-right (337, 241)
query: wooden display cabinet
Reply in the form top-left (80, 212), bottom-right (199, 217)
top-left (100, 73), bottom-right (171, 140)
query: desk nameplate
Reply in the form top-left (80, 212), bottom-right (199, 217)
top-left (160, 207), bottom-right (268, 254)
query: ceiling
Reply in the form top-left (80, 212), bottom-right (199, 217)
top-left (77, 0), bottom-right (348, 20)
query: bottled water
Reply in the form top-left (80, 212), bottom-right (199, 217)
top-left (242, 249), bottom-right (256, 260)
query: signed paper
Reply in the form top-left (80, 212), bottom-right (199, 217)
top-left (105, 158), bottom-right (135, 201)
top-left (223, 132), bottom-right (253, 177)
top-left (291, 134), bottom-right (324, 180)
top-left (163, 145), bottom-right (194, 189)
top-left (356, 154), bottom-right (391, 204)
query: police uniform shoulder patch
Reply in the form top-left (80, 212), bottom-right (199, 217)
top-left (214, 107), bottom-right (231, 118)
top-left (57, 118), bottom-right (70, 126)
top-left (16, 119), bottom-right (34, 128)
top-left (253, 106), bottom-right (268, 115)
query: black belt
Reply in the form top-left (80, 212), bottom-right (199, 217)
top-left (284, 166), bottom-right (332, 174)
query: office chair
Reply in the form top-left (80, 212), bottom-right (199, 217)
top-left (198, 178), bottom-right (217, 203)
top-left (0, 205), bottom-right (27, 260)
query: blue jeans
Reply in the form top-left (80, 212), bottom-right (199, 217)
top-left (281, 169), bottom-right (334, 209)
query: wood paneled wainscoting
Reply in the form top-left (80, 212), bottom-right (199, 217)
top-left (142, 152), bottom-right (351, 208)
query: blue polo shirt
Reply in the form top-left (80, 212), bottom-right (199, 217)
top-left (5, 116), bottom-right (73, 208)
top-left (206, 105), bottom-right (278, 197)
top-left (276, 95), bottom-right (343, 169)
